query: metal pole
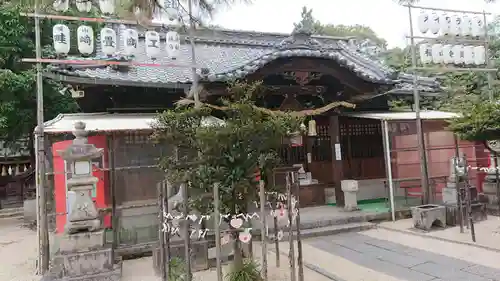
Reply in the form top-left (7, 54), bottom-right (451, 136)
top-left (286, 173), bottom-right (296, 281)
top-left (187, 0), bottom-right (200, 107)
top-left (213, 183), bottom-right (223, 281)
top-left (383, 120), bottom-right (396, 221)
top-left (259, 179), bottom-right (268, 280)
top-left (34, 0), bottom-right (49, 273)
top-left (293, 173), bottom-right (304, 281)
top-left (158, 181), bottom-right (167, 281)
top-left (453, 136), bottom-right (464, 233)
top-left (483, 11), bottom-right (494, 101)
top-left (182, 183), bottom-right (191, 281)
top-left (408, 5), bottom-right (430, 204)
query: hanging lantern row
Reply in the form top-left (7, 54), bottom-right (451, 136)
top-left (419, 43), bottom-right (486, 65)
top-left (53, 0), bottom-right (180, 20)
top-left (53, 0), bottom-right (115, 14)
top-left (417, 12), bottom-right (485, 37)
top-left (52, 24), bottom-right (181, 59)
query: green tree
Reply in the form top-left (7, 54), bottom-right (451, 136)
top-left (153, 81), bottom-right (302, 269)
top-left (0, 3), bottom-right (79, 162)
top-left (294, 6), bottom-right (387, 48)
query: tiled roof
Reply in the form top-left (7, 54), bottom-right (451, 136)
top-left (48, 27), bottom-right (442, 94)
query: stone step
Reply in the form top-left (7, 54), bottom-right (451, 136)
top-left (279, 221), bottom-right (376, 240)
top-left (0, 209), bottom-right (23, 219)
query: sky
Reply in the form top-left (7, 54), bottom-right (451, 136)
top-left (210, 0), bottom-right (500, 48)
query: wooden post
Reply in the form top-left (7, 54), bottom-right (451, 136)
top-left (293, 172), bottom-right (304, 281)
top-left (164, 181), bottom-right (170, 279)
top-left (260, 179), bottom-right (268, 280)
top-left (272, 172), bottom-right (280, 267)
top-left (329, 115), bottom-right (344, 206)
top-left (213, 183), bottom-right (223, 281)
top-left (286, 173), bottom-right (296, 281)
top-left (182, 183), bottom-right (192, 280)
top-left (158, 181), bottom-right (167, 281)
top-left (109, 134), bottom-right (118, 254)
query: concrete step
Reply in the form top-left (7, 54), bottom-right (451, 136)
top-left (280, 221), bottom-right (376, 240)
top-left (0, 209), bottom-right (23, 219)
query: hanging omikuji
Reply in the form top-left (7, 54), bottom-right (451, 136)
top-left (473, 46), bottom-right (486, 65)
top-left (417, 12), bottom-right (430, 34)
top-left (429, 13), bottom-right (441, 34)
top-left (419, 44), bottom-right (432, 64)
top-left (463, 45), bottom-right (474, 64)
top-left (460, 15), bottom-right (472, 36)
top-left (100, 28), bottom-right (117, 56)
top-left (123, 29), bottom-right (138, 56)
top-left (442, 44), bottom-right (453, 64)
top-left (99, 0), bottom-right (115, 14)
top-left (166, 31), bottom-right (181, 59)
top-left (440, 14), bottom-right (452, 35)
top-left (471, 17), bottom-right (483, 37)
top-left (452, 45), bottom-right (464, 64)
top-left (76, 0), bottom-right (92, 12)
top-left (53, 24), bottom-right (70, 55)
top-left (77, 26), bottom-right (94, 55)
top-left (53, 0), bottom-right (69, 12)
top-left (145, 31), bottom-right (161, 59)
top-left (431, 44), bottom-right (443, 63)
top-left (451, 15), bottom-right (462, 36)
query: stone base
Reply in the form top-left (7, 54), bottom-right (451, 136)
top-left (59, 230), bottom-right (106, 253)
top-left (411, 204), bottom-right (446, 231)
top-left (54, 247), bottom-right (114, 277)
top-left (153, 239), bottom-right (209, 273)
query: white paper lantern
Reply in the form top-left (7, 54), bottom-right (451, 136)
top-left (145, 31), bottom-right (161, 59)
top-left (417, 12), bottom-right (430, 34)
top-left (99, 0), bottom-right (115, 14)
top-left (431, 44), bottom-right (443, 63)
top-left (452, 45), bottom-right (464, 64)
top-left (440, 14), bottom-right (452, 35)
top-left (460, 15), bottom-right (473, 36)
top-left (451, 15), bottom-right (462, 36)
top-left (429, 13), bottom-right (440, 34)
top-left (442, 44), bottom-right (453, 64)
top-left (53, 0), bottom-right (69, 11)
top-left (52, 24), bottom-right (70, 55)
top-left (463, 45), bottom-right (474, 64)
top-left (75, 0), bottom-right (92, 12)
top-left (419, 44), bottom-right (432, 64)
top-left (123, 28), bottom-right (138, 56)
top-left (77, 25), bottom-right (94, 55)
top-left (100, 28), bottom-right (117, 56)
top-left (471, 17), bottom-right (484, 37)
top-left (166, 31), bottom-right (181, 59)
top-left (473, 46), bottom-right (486, 65)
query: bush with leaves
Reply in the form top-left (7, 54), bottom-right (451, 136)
top-left (153, 81), bottom-right (303, 267)
top-left (448, 101), bottom-right (500, 141)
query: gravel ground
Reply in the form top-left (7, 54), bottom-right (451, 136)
top-left (0, 218), bottom-right (331, 281)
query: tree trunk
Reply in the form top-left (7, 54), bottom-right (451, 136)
top-left (232, 231), bottom-right (243, 269)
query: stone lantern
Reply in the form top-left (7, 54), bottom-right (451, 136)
top-left (58, 121), bottom-right (103, 234)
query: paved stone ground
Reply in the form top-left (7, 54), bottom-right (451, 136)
top-left (307, 232), bottom-right (500, 281)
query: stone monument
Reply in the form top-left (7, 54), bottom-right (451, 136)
top-left (341, 180), bottom-right (359, 211)
top-left (43, 122), bottom-right (122, 281)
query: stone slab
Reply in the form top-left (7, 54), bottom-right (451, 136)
top-left (63, 263), bottom-right (122, 281)
top-left (411, 204), bottom-right (446, 231)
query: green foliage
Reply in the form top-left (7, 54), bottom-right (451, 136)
top-left (448, 102), bottom-right (500, 141)
top-left (226, 259), bottom-right (262, 281)
top-left (168, 257), bottom-right (187, 281)
top-left (0, 3), bottom-right (78, 148)
top-left (153, 81), bottom-right (303, 216)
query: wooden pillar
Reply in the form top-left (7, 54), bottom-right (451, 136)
top-left (329, 115), bottom-right (344, 206)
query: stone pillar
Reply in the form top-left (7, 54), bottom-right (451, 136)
top-left (341, 180), bottom-right (359, 211)
top-left (44, 122), bottom-right (122, 281)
